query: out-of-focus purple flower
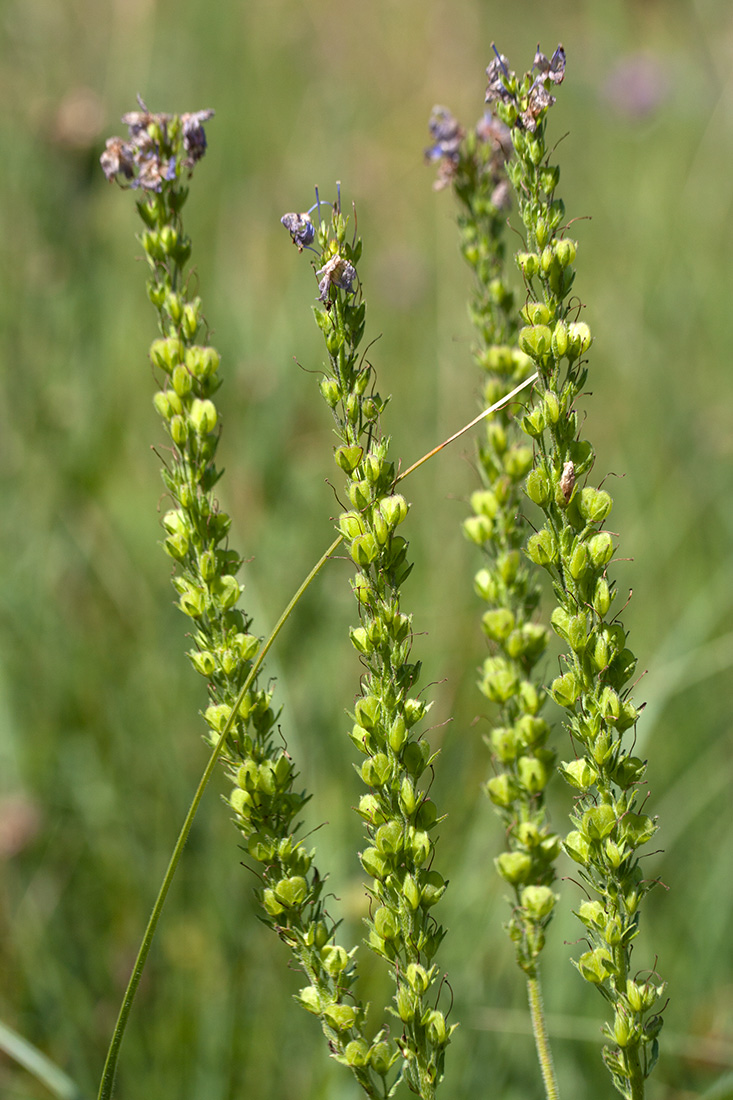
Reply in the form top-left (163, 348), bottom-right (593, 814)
top-left (100, 136), bottom-right (136, 182)
top-left (425, 106), bottom-right (465, 190)
top-left (490, 178), bottom-right (512, 212)
top-left (424, 105), bottom-right (464, 163)
top-left (315, 253), bottom-right (357, 301)
top-left (476, 112), bottom-right (513, 160)
top-left (281, 211), bottom-right (316, 251)
top-left (602, 53), bottom-right (668, 119)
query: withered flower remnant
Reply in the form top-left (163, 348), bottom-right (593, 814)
top-left (315, 253), bottom-right (357, 301)
top-left (100, 96), bottom-right (214, 189)
top-left (281, 211), bottom-right (316, 252)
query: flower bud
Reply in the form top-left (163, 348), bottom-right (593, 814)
top-left (525, 529), bottom-right (557, 567)
top-left (396, 985), bottom-right (417, 1022)
top-left (349, 626), bottom-right (372, 655)
top-left (185, 345), bottom-right (220, 380)
top-left (495, 851), bottom-right (532, 884)
top-left (190, 398), bottom-right (218, 434)
top-left (463, 515), bottom-right (493, 545)
top-left (360, 846), bottom-right (387, 879)
top-left (560, 758), bottom-right (598, 790)
top-left (338, 511), bottom-right (365, 539)
top-left (420, 869), bottom-right (446, 908)
top-left (320, 944), bottom-right (349, 976)
top-left (555, 238), bottom-right (577, 266)
top-left (425, 1010), bottom-right (447, 1046)
top-left (350, 533), bottom-right (379, 566)
top-left (516, 252), bottom-right (540, 278)
top-left (334, 445), bottom-right (363, 473)
top-left (577, 900), bottom-right (605, 929)
top-left (379, 494), bottom-right (408, 528)
top-left (566, 322), bottom-right (592, 360)
top-left (577, 947), bottom-right (614, 984)
top-left (388, 716), bottom-right (407, 752)
top-left (361, 753), bottom-right (391, 787)
top-left (564, 830), bottom-right (591, 864)
top-left (188, 648), bottom-right (216, 677)
top-left (322, 1004), bottom-right (357, 1031)
top-left (369, 1041), bottom-right (397, 1076)
top-left (404, 698), bottom-right (427, 727)
top-left (517, 755), bottom-right (548, 793)
top-left (373, 906), bottom-right (399, 940)
top-left (588, 532), bottom-right (614, 568)
top-left (320, 377), bottom-right (341, 407)
top-left (520, 405), bottom-right (546, 438)
top-left (474, 568), bottom-right (498, 602)
top-left (578, 487), bottom-right (613, 525)
top-left (485, 774), bottom-right (518, 808)
top-left (520, 301), bottom-right (551, 326)
top-left (521, 885), bottom-right (556, 920)
top-left (344, 1040), bottom-right (370, 1067)
top-left (581, 804), bottom-right (616, 840)
top-left (482, 608), bottom-right (515, 641)
top-left (519, 324), bottom-right (552, 360)
top-left (525, 467), bottom-right (551, 506)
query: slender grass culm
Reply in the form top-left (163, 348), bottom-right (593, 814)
top-left (72, 39), bottom-right (665, 1100)
top-left (427, 45), bottom-right (666, 1100)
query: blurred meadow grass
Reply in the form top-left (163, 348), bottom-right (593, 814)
top-left (2, 1), bottom-right (733, 1098)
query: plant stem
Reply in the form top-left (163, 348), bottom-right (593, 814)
top-left (527, 974), bottom-right (559, 1100)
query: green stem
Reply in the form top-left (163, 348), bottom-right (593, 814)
top-left (97, 534), bottom-right (343, 1100)
top-left (527, 974), bottom-right (560, 1100)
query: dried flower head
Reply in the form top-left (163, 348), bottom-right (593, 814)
top-left (485, 52), bottom-right (515, 105)
top-left (533, 45), bottom-right (566, 86)
top-left (100, 95), bottom-right (214, 189)
top-left (559, 460), bottom-right (576, 503)
top-left (280, 211), bottom-right (316, 251)
top-left (181, 109), bottom-right (214, 166)
top-left (315, 253), bottom-right (356, 301)
top-left (100, 136), bottom-right (136, 182)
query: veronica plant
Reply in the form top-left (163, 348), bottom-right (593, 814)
top-left (281, 194), bottom-right (454, 1099)
top-left (475, 46), bottom-right (665, 1099)
top-left (100, 103), bottom-right (455, 1100)
top-left (425, 79), bottom-right (561, 1100)
top-left (101, 105), bottom-right (383, 1100)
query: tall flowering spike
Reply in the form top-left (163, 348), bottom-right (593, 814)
top-left (282, 189), bottom-right (454, 1100)
top-left (426, 50), bottom-right (560, 1100)
top-left (487, 46), bottom-right (664, 1100)
top-left (102, 107), bottom-right (379, 1099)
top-left (427, 65), bottom-right (558, 972)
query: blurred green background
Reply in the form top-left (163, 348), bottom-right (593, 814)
top-left (2, 1), bottom-right (733, 1098)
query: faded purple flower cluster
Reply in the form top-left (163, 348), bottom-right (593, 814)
top-left (424, 102), bottom-right (512, 203)
top-left (486, 44), bottom-right (566, 132)
top-left (424, 105), bottom-right (466, 189)
top-left (100, 96), bottom-right (214, 190)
